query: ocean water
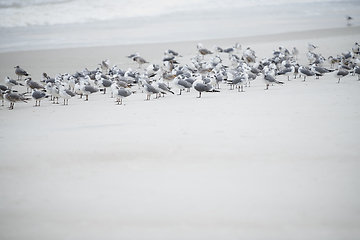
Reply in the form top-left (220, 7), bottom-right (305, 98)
top-left (0, 0), bottom-right (359, 52)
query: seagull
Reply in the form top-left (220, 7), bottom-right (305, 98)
top-left (0, 85), bottom-right (9, 92)
top-left (114, 87), bottom-right (134, 105)
top-left (14, 66), bottom-right (30, 80)
top-left (307, 43), bottom-right (318, 51)
top-left (234, 42), bottom-right (241, 53)
top-left (352, 42), bottom-right (359, 55)
top-left (276, 66), bottom-right (295, 81)
top-left (260, 73), bottom-right (284, 90)
top-left (173, 76), bottom-right (192, 95)
top-left (146, 64), bottom-right (160, 76)
top-left (346, 15), bottom-right (353, 25)
top-left (197, 44), bottom-right (213, 56)
top-left (311, 65), bottom-right (332, 79)
top-left (292, 47), bottom-right (299, 59)
top-left (333, 67), bottom-right (349, 83)
top-left (164, 49), bottom-right (182, 57)
top-left (4, 76), bottom-right (24, 89)
top-left (51, 84), bottom-right (60, 104)
top-left (142, 81), bottom-right (159, 100)
top-left (193, 79), bottom-right (219, 98)
top-left (4, 90), bottom-right (29, 110)
top-left (157, 82), bottom-right (174, 96)
top-left (328, 56), bottom-right (338, 68)
top-left (95, 75), bottom-right (113, 94)
top-left (0, 90), bottom-right (5, 106)
top-left (226, 73), bottom-right (248, 92)
top-left (100, 60), bottom-right (110, 74)
top-left (133, 56), bottom-right (149, 68)
top-left (32, 90), bottom-right (48, 107)
top-left (223, 47), bottom-right (235, 54)
top-left (126, 52), bottom-right (139, 59)
top-left (213, 45), bottom-right (223, 53)
top-left (298, 66), bottom-right (315, 81)
top-left (25, 77), bottom-right (45, 92)
top-left (59, 85), bottom-right (76, 105)
top-left (81, 84), bottom-right (99, 101)
top-left (354, 66), bottom-right (360, 80)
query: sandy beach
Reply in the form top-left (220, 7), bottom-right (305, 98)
top-left (0, 25), bottom-right (360, 240)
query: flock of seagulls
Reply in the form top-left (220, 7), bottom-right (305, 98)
top-left (1, 41), bottom-right (360, 110)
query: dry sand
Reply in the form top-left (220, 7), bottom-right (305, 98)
top-left (0, 26), bottom-right (360, 239)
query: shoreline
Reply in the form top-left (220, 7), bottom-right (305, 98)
top-left (1, 25), bottom-right (359, 54)
top-left (0, 26), bottom-right (359, 81)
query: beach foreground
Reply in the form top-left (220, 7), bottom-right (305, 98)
top-left (0, 27), bottom-right (360, 239)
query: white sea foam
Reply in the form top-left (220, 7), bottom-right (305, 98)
top-left (0, 0), bottom-right (355, 28)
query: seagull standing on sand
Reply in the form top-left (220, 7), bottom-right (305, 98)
top-left (276, 65), bottom-right (295, 81)
top-left (100, 60), bottom-right (110, 74)
top-left (352, 42), bottom-right (359, 56)
top-left (95, 73), bottom-right (113, 94)
top-left (142, 81), bottom-right (159, 100)
top-left (4, 90), bottom-right (29, 110)
top-left (32, 90), bottom-right (48, 107)
top-left (14, 66), bottom-right (30, 80)
top-left (226, 73), bottom-right (248, 92)
top-left (157, 82), bottom-right (174, 96)
top-left (25, 77), bottom-right (45, 92)
top-left (307, 43), bottom-right (318, 51)
top-left (311, 65), bottom-right (332, 79)
top-left (260, 73), bottom-right (284, 90)
top-left (173, 76), bottom-right (193, 95)
top-left (51, 84), bottom-right (60, 104)
top-left (197, 43), bottom-right (213, 57)
top-left (292, 47), bottom-right (299, 60)
top-left (81, 83), bottom-right (99, 101)
top-left (59, 85), bottom-right (76, 105)
top-left (193, 79), bottom-right (219, 98)
top-left (213, 45), bottom-right (223, 53)
top-left (133, 56), bottom-right (149, 68)
top-left (353, 66), bottom-right (360, 80)
top-left (333, 66), bottom-right (349, 83)
top-left (114, 87), bottom-right (133, 105)
top-left (298, 66), bottom-right (315, 81)
top-left (4, 77), bottom-right (24, 89)
top-left (0, 90), bottom-right (5, 106)
top-left (328, 56), bottom-right (338, 68)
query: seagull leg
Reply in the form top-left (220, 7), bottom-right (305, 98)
top-left (197, 92), bottom-right (201, 98)
top-left (338, 78), bottom-right (341, 83)
top-left (85, 95), bottom-right (88, 101)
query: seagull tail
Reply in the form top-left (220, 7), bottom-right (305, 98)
top-left (208, 89), bottom-right (220, 92)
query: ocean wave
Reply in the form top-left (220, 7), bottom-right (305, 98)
top-left (0, 0), bottom-right (353, 28)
